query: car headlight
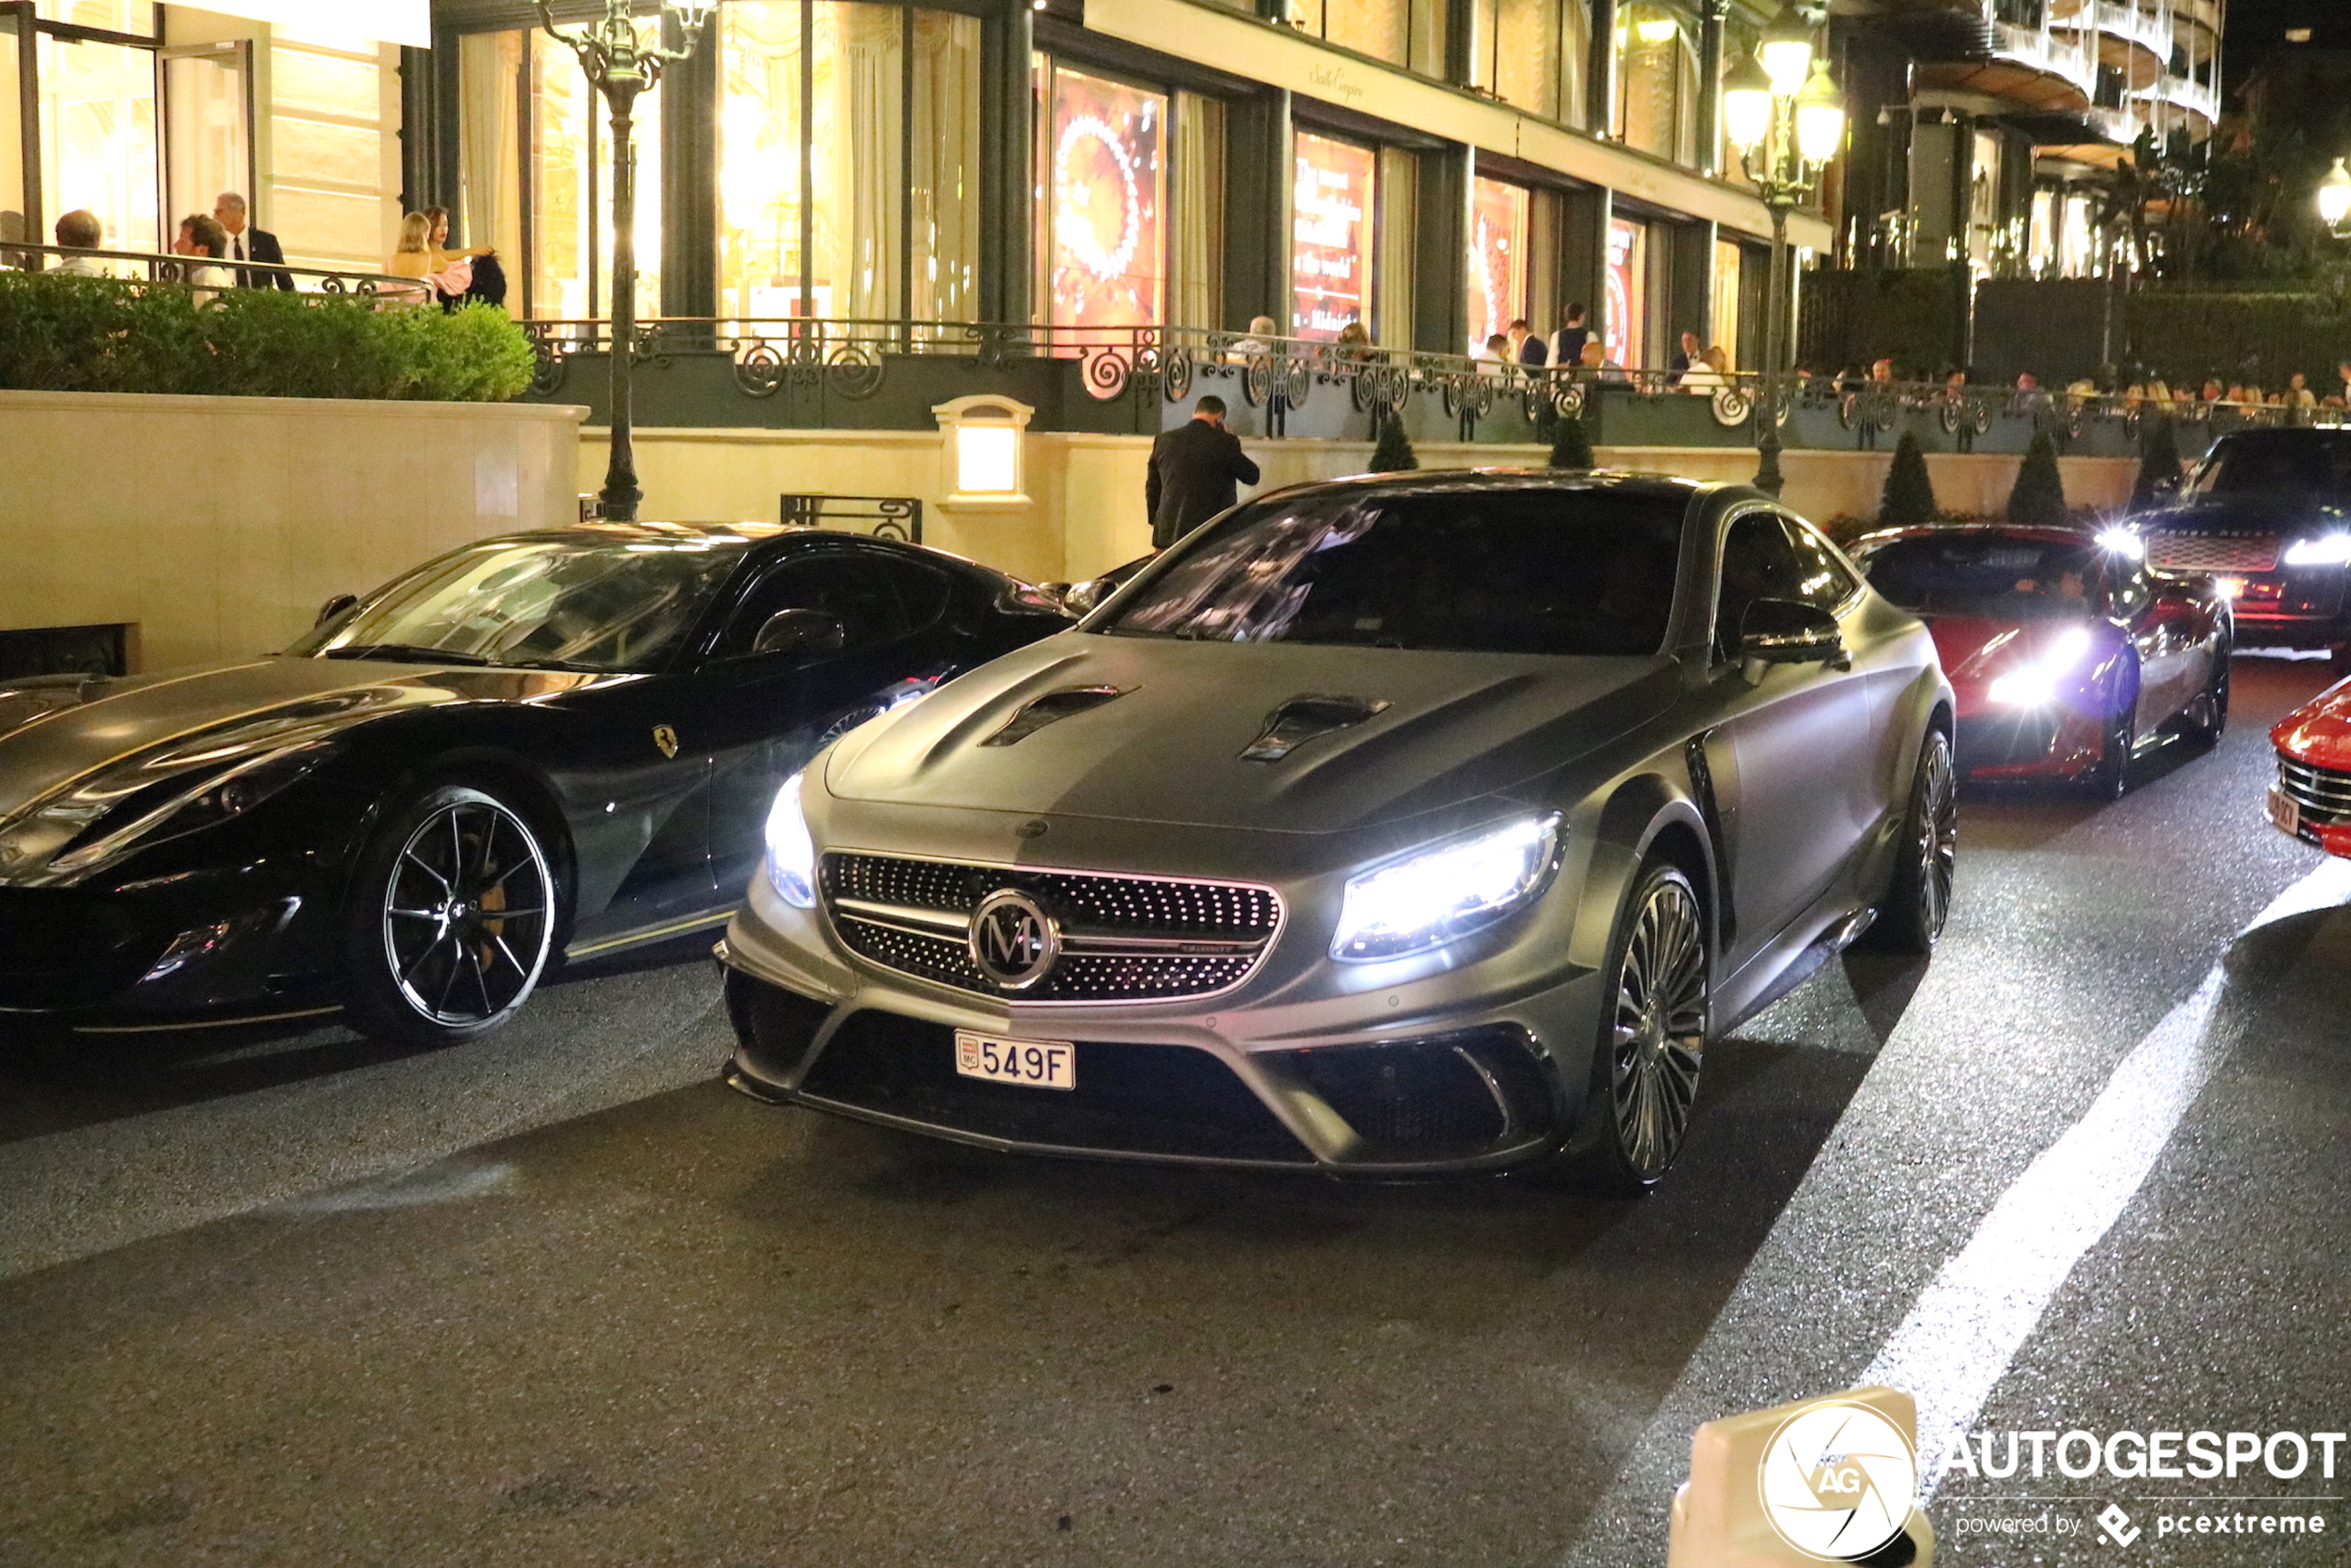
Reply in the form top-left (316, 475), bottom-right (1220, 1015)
top-left (38, 743), bottom-right (330, 878)
top-left (2283, 533), bottom-right (2351, 566)
top-left (764, 772), bottom-right (818, 908)
top-left (1986, 626), bottom-right (2094, 708)
top-left (1331, 813), bottom-right (1563, 963)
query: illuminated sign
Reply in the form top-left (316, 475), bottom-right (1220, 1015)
top-left (1607, 217), bottom-right (1645, 367)
top-left (1468, 176), bottom-right (1528, 354)
top-left (1291, 132), bottom-right (1375, 342)
top-left (1046, 68), bottom-right (1166, 332)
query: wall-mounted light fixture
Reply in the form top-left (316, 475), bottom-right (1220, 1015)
top-left (932, 395), bottom-right (1037, 511)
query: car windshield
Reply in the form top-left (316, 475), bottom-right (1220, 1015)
top-left (1853, 535), bottom-right (2101, 620)
top-left (290, 537), bottom-right (749, 671)
top-left (2185, 434), bottom-right (2351, 497)
top-left (1103, 488), bottom-right (1686, 656)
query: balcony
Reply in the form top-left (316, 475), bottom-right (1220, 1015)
top-left (2132, 70), bottom-right (2220, 130)
top-left (2050, 1), bottom-right (2171, 88)
top-left (1916, 18), bottom-right (2098, 112)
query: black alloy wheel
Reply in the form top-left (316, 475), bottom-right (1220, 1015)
top-left (342, 783), bottom-right (556, 1047)
top-left (1872, 727), bottom-right (1958, 954)
top-left (1574, 860), bottom-right (1710, 1195)
top-left (2180, 639), bottom-right (2231, 748)
top-left (2089, 701), bottom-right (2134, 800)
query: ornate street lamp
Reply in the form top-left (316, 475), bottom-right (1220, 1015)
top-left (1723, 3), bottom-right (1844, 496)
top-left (2319, 157), bottom-right (2351, 238)
top-left (533, 0), bottom-right (717, 521)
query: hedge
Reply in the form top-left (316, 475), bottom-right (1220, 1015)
top-left (0, 272), bottom-right (537, 402)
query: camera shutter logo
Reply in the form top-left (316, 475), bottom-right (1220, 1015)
top-left (968, 890), bottom-right (1060, 990)
top-left (1757, 1400), bottom-right (1918, 1561)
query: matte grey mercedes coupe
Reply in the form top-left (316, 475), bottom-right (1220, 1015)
top-left (717, 471), bottom-right (1957, 1190)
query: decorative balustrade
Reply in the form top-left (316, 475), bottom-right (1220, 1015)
top-left (1, 241), bottom-right (423, 300)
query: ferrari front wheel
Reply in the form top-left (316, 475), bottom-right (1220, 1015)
top-left (341, 783), bottom-right (557, 1048)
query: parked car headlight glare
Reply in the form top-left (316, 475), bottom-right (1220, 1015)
top-left (2283, 532), bottom-right (2351, 566)
top-left (1987, 626), bottom-right (2093, 707)
top-left (765, 772), bottom-right (818, 908)
top-left (1332, 813), bottom-right (1563, 963)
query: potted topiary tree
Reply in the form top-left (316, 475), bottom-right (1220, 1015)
top-left (1879, 429), bottom-right (1938, 526)
top-left (1549, 412), bottom-right (1596, 469)
top-left (2007, 429), bottom-right (2069, 527)
top-left (1369, 407), bottom-right (1420, 472)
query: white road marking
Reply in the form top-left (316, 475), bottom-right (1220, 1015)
top-left (1559, 855), bottom-right (2351, 1565)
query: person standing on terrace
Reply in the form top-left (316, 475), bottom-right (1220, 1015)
top-left (214, 193), bottom-right (292, 291)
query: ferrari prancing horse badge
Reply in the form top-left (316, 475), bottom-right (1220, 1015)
top-left (653, 724), bottom-right (679, 759)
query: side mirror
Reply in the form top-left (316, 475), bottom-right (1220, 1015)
top-left (1738, 598), bottom-right (1847, 672)
top-left (316, 593), bottom-right (359, 627)
top-left (751, 607), bottom-right (846, 658)
top-left (1062, 578), bottom-right (1112, 617)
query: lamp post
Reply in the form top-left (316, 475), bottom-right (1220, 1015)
top-left (533, 0), bottom-right (716, 522)
top-left (1723, 2), bottom-right (1844, 496)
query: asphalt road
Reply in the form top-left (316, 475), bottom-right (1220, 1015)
top-left (1, 655), bottom-right (2345, 1568)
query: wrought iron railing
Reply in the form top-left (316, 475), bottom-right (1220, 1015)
top-left (516, 314), bottom-right (1810, 429)
top-left (516, 314), bottom-right (2338, 451)
top-left (1, 241), bottom-right (428, 300)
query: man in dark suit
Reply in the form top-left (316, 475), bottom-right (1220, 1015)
top-left (1147, 395), bottom-right (1261, 550)
top-left (214, 193), bottom-right (293, 290)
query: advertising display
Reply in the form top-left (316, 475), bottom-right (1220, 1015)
top-left (1290, 132), bottom-right (1375, 342)
top-left (1467, 175), bottom-right (1529, 353)
top-left (1607, 215), bottom-right (1645, 368)
top-left (1044, 65), bottom-right (1166, 333)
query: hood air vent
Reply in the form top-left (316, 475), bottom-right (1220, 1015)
top-left (980, 685), bottom-right (1133, 747)
top-left (1239, 694), bottom-right (1391, 763)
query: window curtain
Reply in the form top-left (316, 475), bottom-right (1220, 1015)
top-left (457, 30), bottom-right (523, 266)
top-left (1170, 91), bottom-right (1224, 331)
top-left (909, 11), bottom-right (981, 331)
top-left (828, 4), bottom-right (902, 325)
top-left (1491, 0), bottom-right (1558, 118)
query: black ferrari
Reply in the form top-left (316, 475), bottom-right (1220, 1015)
top-left (0, 522), bottom-right (1069, 1046)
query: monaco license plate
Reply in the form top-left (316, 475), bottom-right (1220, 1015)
top-left (2268, 786), bottom-right (2301, 839)
top-left (954, 1030), bottom-right (1075, 1090)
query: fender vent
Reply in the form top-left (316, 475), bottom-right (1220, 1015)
top-left (981, 685), bottom-right (1132, 747)
top-left (1239, 694), bottom-right (1390, 763)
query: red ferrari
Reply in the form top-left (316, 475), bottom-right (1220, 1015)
top-left (1848, 524), bottom-right (2233, 795)
top-left (2270, 681), bottom-right (2351, 855)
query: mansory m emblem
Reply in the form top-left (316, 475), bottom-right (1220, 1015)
top-left (968, 889), bottom-right (1061, 989)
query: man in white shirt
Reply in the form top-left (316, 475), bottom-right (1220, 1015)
top-left (51, 209), bottom-right (106, 278)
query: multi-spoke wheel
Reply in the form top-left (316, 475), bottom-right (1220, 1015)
top-left (1573, 861), bottom-right (1710, 1195)
top-left (2179, 639), bottom-right (2231, 749)
top-left (342, 783), bottom-right (556, 1046)
top-left (1872, 727), bottom-right (1958, 953)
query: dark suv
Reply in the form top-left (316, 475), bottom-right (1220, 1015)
top-left (2135, 429), bottom-right (2351, 670)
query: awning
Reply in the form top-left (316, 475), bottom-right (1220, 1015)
top-left (190, 0), bottom-right (429, 49)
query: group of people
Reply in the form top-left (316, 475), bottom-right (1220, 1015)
top-left (2119, 365), bottom-right (2351, 417)
top-left (387, 208), bottom-right (504, 308)
top-left (1473, 313), bottom-right (1733, 392)
top-left (41, 194), bottom-right (291, 294)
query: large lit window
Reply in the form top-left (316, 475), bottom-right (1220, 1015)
top-left (530, 31), bottom-right (661, 322)
top-left (1287, 0), bottom-right (1446, 77)
top-left (1292, 131), bottom-right (1375, 341)
top-left (1468, 0), bottom-right (1577, 121)
top-left (1467, 175), bottom-right (1528, 354)
top-left (719, 3), bottom-right (981, 329)
top-left (1616, 8), bottom-right (1698, 165)
top-left (1036, 62), bottom-right (1165, 333)
top-left (37, 32), bottom-right (158, 253)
